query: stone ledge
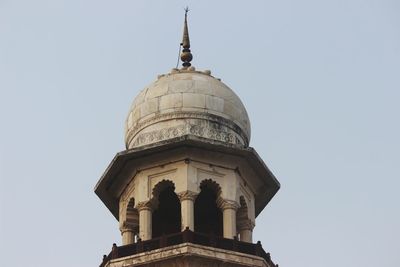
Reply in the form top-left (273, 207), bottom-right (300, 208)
top-left (106, 242), bottom-right (271, 267)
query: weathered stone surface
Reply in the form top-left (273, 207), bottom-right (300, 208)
top-left (139, 98), bottom-right (159, 118)
top-left (168, 79), bottom-right (195, 93)
top-left (182, 93), bottom-right (206, 108)
top-left (205, 95), bottom-right (224, 112)
top-left (159, 93), bottom-right (183, 110)
top-left (126, 112), bottom-right (246, 148)
top-left (145, 83), bottom-right (168, 99)
top-left (106, 243), bottom-right (271, 267)
top-left (125, 70), bottom-right (251, 149)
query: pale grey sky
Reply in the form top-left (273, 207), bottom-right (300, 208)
top-left (1, 1), bottom-right (399, 267)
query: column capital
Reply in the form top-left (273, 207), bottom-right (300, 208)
top-left (217, 198), bottom-right (240, 211)
top-left (237, 219), bottom-right (255, 231)
top-left (177, 190), bottom-right (198, 202)
top-left (136, 201), bottom-right (153, 212)
top-left (119, 221), bottom-right (138, 233)
top-left (119, 227), bottom-right (134, 234)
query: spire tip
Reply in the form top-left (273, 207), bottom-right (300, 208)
top-left (180, 7), bottom-right (192, 68)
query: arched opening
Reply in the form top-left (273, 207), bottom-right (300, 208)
top-left (236, 196), bottom-right (252, 242)
top-left (121, 198), bottom-right (139, 244)
top-left (151, 180), bottom-right (181, 238)
top-left (236, 196), bottom-right (249, 227)
top-left (126, 198), bottom-right (139, 231)
top-left (194, 179), bottom-right (223, 236)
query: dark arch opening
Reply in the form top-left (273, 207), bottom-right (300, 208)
top-left (152, 181), bottom-right (181, 238)
top-left (236, 196), bottom-right (249, 241)
top-left (194, 180), bottom-right (223, 236)
top-left (126, 198), bottom-right (139, 233)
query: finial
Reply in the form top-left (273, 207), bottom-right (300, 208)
top-left (180, 7), bottom-right (193, 68)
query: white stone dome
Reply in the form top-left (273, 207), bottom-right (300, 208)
top-left (125, 69), bottom-right (251, 149)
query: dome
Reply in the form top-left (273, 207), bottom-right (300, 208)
top-left (125, 68), bottom-right (251, 149)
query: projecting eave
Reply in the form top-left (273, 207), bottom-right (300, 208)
top-left (95, 135), bottom-right (280, 220)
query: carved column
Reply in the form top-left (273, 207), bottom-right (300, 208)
top-left (120, 224), bottom-right (136, 245)
top-left (137, 201), bottom-right (153, 241)
top-left (218, 199), bottom-right (239, 239)
top-left (178, 190), bottom-right (198, 231)
top-left (237, 219), bottom-right (255, 243)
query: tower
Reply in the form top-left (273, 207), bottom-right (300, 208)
top-left (95, 11), bottom-right (280, 267)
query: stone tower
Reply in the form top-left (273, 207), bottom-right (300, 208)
top-left (95, 11), bottom-right (280, 267)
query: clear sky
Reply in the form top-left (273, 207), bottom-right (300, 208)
top-left (1, 1), bottom-right (399, 267)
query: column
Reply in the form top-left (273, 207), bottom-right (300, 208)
top-left (120, 225), bottom-right (135, 245)
top-left (119, 200), bottom-right (138, 245)
top-left (237, 219), bottom-right (255, 243)
top-left (137, 201), bottom-right (152, 241)
top-left (178, 191), bottom-right (198, 231)
top-left (219, 199), bottom-right (239, 239)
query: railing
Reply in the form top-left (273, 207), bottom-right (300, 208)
top-left (100, 228), bottom-right (277, 267)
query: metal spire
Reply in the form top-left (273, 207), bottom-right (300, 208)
top-left (180, 7), bottom-right (193, 68)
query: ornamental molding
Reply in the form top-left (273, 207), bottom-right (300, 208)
top-left (130, 121), bottom-right (244, 148)
top-left (119, 222), bottom-right (139, 233)
top-left (177, 190), bottom-right (198, 202)
top-left (217, 198), bottom-right (240, 211)
top-left (136, 201), bottom-right (153, 211)
top-left (126, 111), bottom-right (249, 147)
top-left (237, 219), bottom-right (255, 231)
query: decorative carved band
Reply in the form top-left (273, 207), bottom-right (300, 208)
top-left (131, 122), bottom-right (243, 148)
top-left (126, 111), bottom-right (249, 147)
top-left (177, 190), bottom-right (198, 202)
